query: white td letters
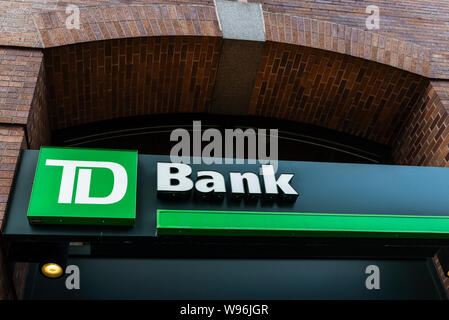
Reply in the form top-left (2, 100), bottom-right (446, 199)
top-left (46, 160), bottom-right (128, 204)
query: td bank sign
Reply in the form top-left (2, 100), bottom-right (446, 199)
top-left (28, 147), bottom-right (138, 226)
top-left (27, 147), bottom-right (298, 226)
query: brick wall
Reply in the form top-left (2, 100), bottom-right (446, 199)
top-left (0, 45), bottom-right (47, 226)
top-left (43, 37), bottom-right (428, 149)
top-left (0, 48), bottom-right (43, 126)
top-left (0, 126), bottom-right (26, 228)
top-left (393, 81), bottom-right (449, 166)
top-left (258, 0), bottom-right (449, 79)
top-left (263, 12), bottom-right (431, 77)
top-left (34, 3), bottom-right (221, 48)
top-left (27, 58), bottom-right (50, 149)
top-left (0, 1), bottom-right (218, 48)
top-left (1, 0), bottom-right (449, 78)
top-left (45, 36), bottom-right (222, 130)
top-left (0, 46), bottom-right (47, 300)
top-left (0, 126), bottom-right (27, 300)
top-left (249, 42), bottom-right (427, 146)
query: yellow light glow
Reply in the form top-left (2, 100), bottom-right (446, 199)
top-left (41, 263), bottom-right (63, 278)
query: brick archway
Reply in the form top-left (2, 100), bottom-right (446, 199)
top-left (263, 12), bottom-right (431, 77)
top-left (36, 34), bottom-right (449, 168)
top-left (40, 36), bottom-right (427, 146)
top-left (33, 3), bottom-right (221, 47)
top-left (27, 2), bottom-right (431, 78)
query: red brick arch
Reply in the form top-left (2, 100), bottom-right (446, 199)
top-left (263, 12), bottom-right (431, 78)
top-left (29, 2), bottom-right (431, 77)
top-left (33, 3), bottom-right (222, 48)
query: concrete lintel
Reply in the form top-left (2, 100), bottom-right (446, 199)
top-left (215, 0), bottom-right (266, 42)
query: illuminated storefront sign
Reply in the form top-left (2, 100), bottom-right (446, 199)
top-left (5, 147), bottom-right (449, 241)
top-left (27, 147), bottom-right (138, 226)
top-left (27, 148), bottom-right (299, 226)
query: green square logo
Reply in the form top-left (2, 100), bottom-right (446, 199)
top-left (27, 147), bottom-right (138, 226)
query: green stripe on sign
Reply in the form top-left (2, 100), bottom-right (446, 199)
top-left (156, 209), bottom-right (449, 239)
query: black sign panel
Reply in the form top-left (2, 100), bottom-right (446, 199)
top-left (5, 150), bottom-right (449, 258)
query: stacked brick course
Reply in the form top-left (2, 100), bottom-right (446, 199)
top-left (259, 0), bottom-right (449, 79)
top-left (0, 0), bottom-right (447, 77)
top-left (34, 4), bottom-right (221, 48)
top-left (0, 48), bottom-right (43, 125)
top-left (0, 47), bottom-right (41, 226)
top-left (264, 13), bottom-right (431, 77)
top-left (45, 36), bottom-right (222, 129)
top-left (0, 126), bottom-right (26, 299)
top-left (249, 42), bottom-right (427, 146)
top-left (393, 81), bottom-right (449, 166)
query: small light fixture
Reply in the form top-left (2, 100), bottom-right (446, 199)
top-left (41, 262), bottom-right (63, 278)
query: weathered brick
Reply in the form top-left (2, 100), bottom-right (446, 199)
top-left (393, 81), bottom-right (449, 167)
top-left (249, 43), bottom-right (427, 146)
top-left (46, 37), bottom-right (221, 130)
